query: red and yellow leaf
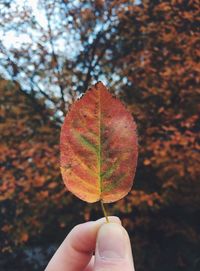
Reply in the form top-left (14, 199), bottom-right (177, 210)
top-left (60, 82), bottom-right (138, 203)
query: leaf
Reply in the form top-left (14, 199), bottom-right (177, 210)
top-left (60, 82), bottom-right (138, 203)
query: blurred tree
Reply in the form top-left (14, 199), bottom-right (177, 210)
top-left (0, 0), bottom-right (200, 270)
top-left (111, 2), bottom-right (200, 269)
top-left (0, 0), bottom-right (123, 117)
top-left (0, 78), bottom-right (88, 254)
top-left (0, 77), bottom-right (58, 250)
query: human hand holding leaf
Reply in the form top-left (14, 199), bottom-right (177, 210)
top-left (60, 82), bottom-right (138, 221)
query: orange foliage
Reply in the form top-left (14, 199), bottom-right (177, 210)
top-left (0, 79), bottom-right (67, 251)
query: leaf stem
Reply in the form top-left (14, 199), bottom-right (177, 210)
top-left (101, 200), bottom-right (109, 223)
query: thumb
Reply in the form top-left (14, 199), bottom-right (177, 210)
top-left (94, 222), bottom-right (135, 271)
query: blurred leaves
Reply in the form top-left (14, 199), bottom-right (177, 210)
top-left (0, 0), bottom-right (200, 270)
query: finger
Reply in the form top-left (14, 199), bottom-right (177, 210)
top-left (45, 217), bottom-right (120, 271)
top-left (84, 216), bottom-right (122, 271)
top-left (83, 256), bottom-right (94, 271)
top-left (94, 223), bottom-right (135, 271)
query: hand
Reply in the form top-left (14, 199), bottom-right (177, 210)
top-left (45, 216), bottom-right (135, 271)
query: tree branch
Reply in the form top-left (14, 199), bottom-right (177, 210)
top-left (44, 4), bottom-right (66, 114)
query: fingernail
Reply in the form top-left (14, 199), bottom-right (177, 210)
top-left (97, 223), bottom-right (126, 259)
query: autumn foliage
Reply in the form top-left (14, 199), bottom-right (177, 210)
top-left (0, 79), bottom-right (61, 249)
top-left (0, 0), bottom-right (200, 270)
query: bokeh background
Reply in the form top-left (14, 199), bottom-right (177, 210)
top-left (0, 0), bottom-right (200, 270)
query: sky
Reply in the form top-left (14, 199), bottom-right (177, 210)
top-left (2, 0), bottom-right (47, 49)
top-left (1, 0), bottom-right (141, 49)
top-left (1, 0), bottom-right (83, 61)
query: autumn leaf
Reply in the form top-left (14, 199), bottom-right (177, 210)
top-left (60, 82), bottom-right (138, 203)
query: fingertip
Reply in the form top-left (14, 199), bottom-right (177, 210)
top-left (94, 223), bottom-right (135, 271)
top-left (45, 221), bottom-right (97, 271)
